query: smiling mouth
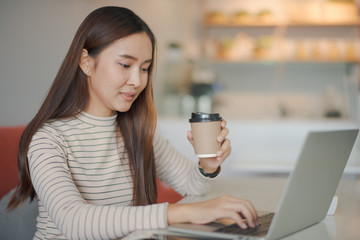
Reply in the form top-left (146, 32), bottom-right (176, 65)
top-left (121, 92), bottom-right (136, 101)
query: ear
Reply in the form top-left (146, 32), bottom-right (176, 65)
top-left (79, 49), bottom-right (91, 75)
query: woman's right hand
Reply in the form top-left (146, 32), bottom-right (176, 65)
top-left (167, 195), bottom-right (259, 229)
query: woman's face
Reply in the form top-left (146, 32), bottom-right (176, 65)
top-left (84, 32), bottom-right (152, 117)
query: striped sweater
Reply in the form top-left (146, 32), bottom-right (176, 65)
top-left (28, 112), bottom-right (216, 239)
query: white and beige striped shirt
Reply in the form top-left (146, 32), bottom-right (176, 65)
top-left (28, 112), bottom-right (216, 239)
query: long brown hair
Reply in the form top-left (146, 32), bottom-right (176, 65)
top-left (7, 6), bottom-right (157, 209)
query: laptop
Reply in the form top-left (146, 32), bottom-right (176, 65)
top-left (168, 129), bottom-right (359, 240)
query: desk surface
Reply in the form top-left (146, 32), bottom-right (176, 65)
top-left (124, 177), bottom-right (360, 240)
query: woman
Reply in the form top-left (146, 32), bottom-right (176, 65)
top-left (7, 6), bottom-right (258, 239)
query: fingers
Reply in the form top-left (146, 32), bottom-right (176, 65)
top-left (217, 127), bottom-right (229, 143)
top-left (185, 195), bottom-right (259, 230)
top-left (224, 210), bottom-right (249, 229)
top-left (216, 123), bottom-right (230, 161)
top-left (187, 131), bottom-right (194, 146)
top-left (214, 119), bottom-right (231, 162)
top-left (217, 119), bottom-right (228, 142)
top-left (225, 196), bottom-right (258, 228)
top-left (216, 138), bottom-right (231, 161)
top-left (187, 130), bottom-right (193, 141)
top-left (220, 119), bottom-right (227, 128)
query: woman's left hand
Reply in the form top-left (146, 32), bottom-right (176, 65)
top-left (187, 119), bottom-right (231, 173)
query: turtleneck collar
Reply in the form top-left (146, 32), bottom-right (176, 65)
top-left (76, 111), bottom-right (117, 127)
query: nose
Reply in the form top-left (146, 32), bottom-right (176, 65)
top-left (127, 69), bottom-right (141, 87)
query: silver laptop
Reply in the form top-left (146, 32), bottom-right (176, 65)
top-left (168, 129), bottom-right (359, 240)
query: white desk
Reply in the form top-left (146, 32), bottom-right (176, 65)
top-left (124, 177), bottom-right (360, 239)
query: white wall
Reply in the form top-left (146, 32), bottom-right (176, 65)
top-left (0, 0), bottom-right (201, 126)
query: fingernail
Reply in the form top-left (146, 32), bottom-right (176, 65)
top-left (218, 136), bottom-right (223, 142)
top-left (217, 151), bottom-right (222, 157)
top-left (241, 224), bottom-right (248, 229)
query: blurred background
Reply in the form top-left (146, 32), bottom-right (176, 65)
top-left (1, 0), bottom-right (359, 177)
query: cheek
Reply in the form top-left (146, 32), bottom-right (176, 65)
top-left (102, 70), bottom-right (127, 90)
top-left (142, 78), bottom-right (149, 90)
top-left (138, 74), bottom-right (148, 90)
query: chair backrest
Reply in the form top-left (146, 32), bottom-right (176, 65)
top-left (0, 125), bottom-right (182, 203)
top-left (156, 179), bottom-right (182, 203)
top-left (0, 126), bottom-right (26, 199)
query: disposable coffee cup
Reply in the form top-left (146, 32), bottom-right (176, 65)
top-left (189, 112), bottom-right (222, 158)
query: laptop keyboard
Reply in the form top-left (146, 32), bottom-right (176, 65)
top-left (215, 212), bottom-right (275, 236)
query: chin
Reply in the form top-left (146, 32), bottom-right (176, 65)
top-left (113, 98), bottom-right (138, 113)
top-left (115, 105), bottom-right (132, 113)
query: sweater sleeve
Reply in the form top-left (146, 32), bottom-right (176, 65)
top-left (154, 130), bottom-right (219, 197)
top-left (28, 126), bottom-right (168, 240)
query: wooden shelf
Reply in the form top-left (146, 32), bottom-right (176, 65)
top-left (204, 20), bottom-right (360, 28)
top-left (202, 18), bottom-right (360, 64)
top-left (288, 20), bottom-right (360, 27)
top-left (202, 59), bottom-right (359, 64)
top-left (204, 21), bottom-right (279, 27)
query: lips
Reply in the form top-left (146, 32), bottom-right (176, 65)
top-left (121, 92), bottom-right (136, 101)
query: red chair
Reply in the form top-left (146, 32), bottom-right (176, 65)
top-left (0, 126), bottom-right (182, 203)
top-left (0, 126), bottom-right (25, 199)
top-left (156, 179), bottom-right (182, 203)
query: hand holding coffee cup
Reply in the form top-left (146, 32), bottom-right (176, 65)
top-left (188, 112), bottom-right (231, 174)
top-left (189, 112), bottom-right (222, 158)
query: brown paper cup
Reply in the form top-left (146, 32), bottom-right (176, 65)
top-left (190, 121), bottom-right (221, 158)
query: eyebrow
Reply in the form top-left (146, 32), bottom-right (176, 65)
top-left (118, 54), bottom-right (152, 64)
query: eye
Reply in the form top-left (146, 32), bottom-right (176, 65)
top-left (141, 67), bottom-right (149, 72)
top-left (141, 63), bottom-right (151, 73)
top-left (119, 63), bottom-right (130, 69)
